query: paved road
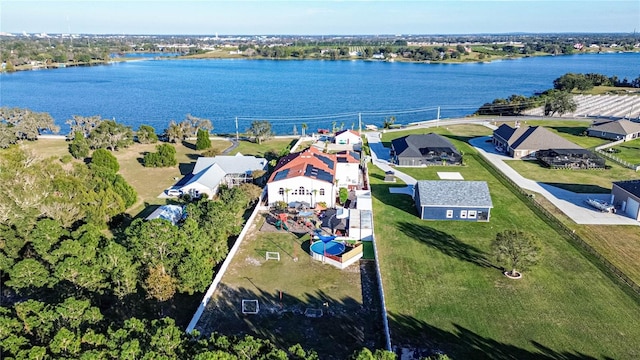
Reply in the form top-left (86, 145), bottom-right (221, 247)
top-left (469, 136), bottom-right (639, 226)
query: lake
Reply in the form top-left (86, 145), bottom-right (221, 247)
top-left (1, 53), bottom-right (638, 135)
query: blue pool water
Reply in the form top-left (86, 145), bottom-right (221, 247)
top-left (311, 240), bottom-right (346, 256)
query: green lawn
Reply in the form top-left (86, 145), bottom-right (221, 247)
top-left (504, 159), bottom-right (639, 192)
top-left (230, 137), bottom-right (297, 157)
top-left (608, 139), bottom-right (640, 164)
top-left (371, 135), bottom-right (640, 359)
top-left (531, 195), bottom-right (640, 287)
top-left (198, 213), bottom-right (384, 359)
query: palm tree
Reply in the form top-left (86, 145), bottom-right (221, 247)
top-left (301, 123), bottom-right (308, 137)
top-left (284, 188), bottom-right (291, 204)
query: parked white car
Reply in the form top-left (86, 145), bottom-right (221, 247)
top-left (166, 189), bottom-right (183, 197)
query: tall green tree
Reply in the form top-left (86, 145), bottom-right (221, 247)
top-left (163, 120), bottom-right (184, 143)
top-left (0, 107), bottom-right (59, 147)
top-left (88, 120), bottom-right (133, 151)
top-left (196, 128), bottom-right (211, 150)
top-left (68, 131), bottom-right (90, 159)
top-left (136, 124), bottom-right (158, 144)
top-left (65, 115), bottom-right (103, 139)
top-left (543, 90), bottom-right (577, 117)
top-left (90, 148), bottom-right (120, 172)
top-left (247, 120), bottom-right (273, 144)
top-left (492, 230), bottom-right (539, 277)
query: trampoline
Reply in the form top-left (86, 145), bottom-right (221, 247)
top-left (310, 240), bottom-right (345, 256)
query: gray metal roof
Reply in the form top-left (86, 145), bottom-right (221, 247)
top-left (613, 180), bottom-right (640, 198)
top-left (192, 153), bottom-right (268, 174)
top-left (416, 180), bottom-right (493, 208)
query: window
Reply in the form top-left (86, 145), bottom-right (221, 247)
top-left (278, 188), bottom-right (284, 195)
top-left (468, 210), bottom-right (477, 219)
top-left (446, 210), bottom-right (453, 218)
top-left (299, 186), bottom-right (305, 195)
top-left (460, 210), bottom-right (467, 219)
top-left (319, 188), bottom-right (325, 196)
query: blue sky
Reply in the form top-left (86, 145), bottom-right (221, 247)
top-left (1, 1), bottom-right (639, 35)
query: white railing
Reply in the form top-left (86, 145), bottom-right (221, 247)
top-left (185, 189), bottom-right (266, 334)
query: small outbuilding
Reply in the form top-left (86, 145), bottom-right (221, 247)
top-left (414, 180), bottom-right (493, 221)
top-left (334, 130), bottom-right (362, 145)
top-left (611, 180), bottom-right (640, 220)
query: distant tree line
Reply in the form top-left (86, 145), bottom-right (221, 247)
top-left (475, 72), bottom-right (640, 117)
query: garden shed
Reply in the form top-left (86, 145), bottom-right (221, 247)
top-left (414, 180), bottom-right (493, 221)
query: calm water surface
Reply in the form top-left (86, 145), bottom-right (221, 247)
top-left (1, 53), bottom-right (638, 134)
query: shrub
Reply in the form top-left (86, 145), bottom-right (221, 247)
top-left (201, 148), bottom-right (220, 157)
top-left (143, 144), bottom-right (177, 167)
top-left (339, 187), bottom-right (349, 204)
top-left (60, 154), bottom-right (73, 164)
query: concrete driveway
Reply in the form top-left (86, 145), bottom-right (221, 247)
top-left (469, 136), bottom-right (639, 226)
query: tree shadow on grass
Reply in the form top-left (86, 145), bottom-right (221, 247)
top-left (178, 162), bottom-right (195, 175)
top-left (397, 221), bottom-right (498, 269)
top-left (388, 312), bottom-right (607, 360)
top-left (369, 183), bottom-right (418, 216)
top-left (197, 285), bottom-right (383, 360)
top-left (182, 140), bottom-right (196, 150)
top-left (546, 126), bottom-right (588, 137)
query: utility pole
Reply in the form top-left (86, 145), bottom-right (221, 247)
top-left (436, 106), bottom-right (440, 127)
top-left (235, 117), bottom-right (239, 141)
top-left (358, 112), bottom-right (362, 133)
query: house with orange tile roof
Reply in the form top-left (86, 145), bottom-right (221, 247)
top-left (267, 147), bottom-right (338, 207)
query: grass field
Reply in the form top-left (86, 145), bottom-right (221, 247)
top-left (197, 213), bottom-right (384, 359)
top-left (504, 159), bottom-right (639, 192)
top-left (531, 194), bottom-right (640, 286)
top-left (372, 133), bottom-right (640, 359)
top-left (230, 137), bottom-right (298, 157)
top-left (608, 139), bottom-right (640, 164)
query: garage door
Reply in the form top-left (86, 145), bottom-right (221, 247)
top-left (625, 197), bottom-right (640, 220)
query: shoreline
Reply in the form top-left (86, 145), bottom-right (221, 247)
top-left (4, 49), bottom-right (638, 73)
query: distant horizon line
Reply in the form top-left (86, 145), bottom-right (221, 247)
top-left (2, 31), bottom-right (638, 37)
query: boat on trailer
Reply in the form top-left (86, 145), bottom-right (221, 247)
top-left (585, 198), bottom-right (616, 213)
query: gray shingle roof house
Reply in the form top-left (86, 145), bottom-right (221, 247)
top-left (611, 180), bottom-right (640, 220)
top-left (414, 180), bottom-right (493, 221)
top-left (492, 124), bottom-right (582, 159)
top-left (391, 133), bottom-right (462, 166)
top-left (587, 120), bottom-right (640, 141)
top-left (177, 153), bottom-right (268, 199)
